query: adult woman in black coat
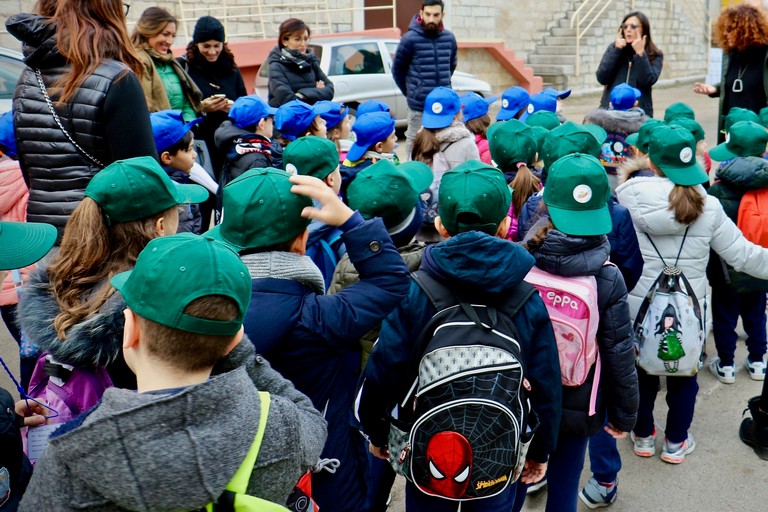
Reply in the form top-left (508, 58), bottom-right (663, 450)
top-left (267, 18), bottom-right (334, 107)
top-left (180, 16), bottom-right (247, 174)
top-left (596, 11), bottom-right (663, 117)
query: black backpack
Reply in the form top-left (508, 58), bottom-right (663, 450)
top-left (388, 270), bottom-right (538, 501)
top-left (0, 387), bottom-right (32, 511)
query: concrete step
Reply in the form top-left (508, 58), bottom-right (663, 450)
top-left (543, 36), bottom-right (578, 46)
top-left (528, 54), bottom-right (576, 66)
top-left (534, 45), bottom-right (575, 55)
top-left (530, 63), bottom-right (575, 76)
top-left (551, 26), bottom-right (596, 37)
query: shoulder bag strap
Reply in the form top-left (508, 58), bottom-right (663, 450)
top-left (35, 69), bottom-right (104, 168)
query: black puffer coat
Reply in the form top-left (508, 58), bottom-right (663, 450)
top-left (527, 227), bottom-right (639, 437)
top-left (596, 43), bottom-right (663, 118)
top-left (266, 46), bottom-right (334, 107)
top-left (7, 13), bottom-right (157, 241)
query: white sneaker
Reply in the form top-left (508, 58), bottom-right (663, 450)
top-left (661, 435), bottom-right (696, 464)
top-left (630, 429), bottom-right (656, 457)
top-left (745, 357), bottom-right (767, 381)
top-left (709, 358), bottom-right (736, 384)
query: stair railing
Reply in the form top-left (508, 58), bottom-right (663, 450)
top-left (569, 0), bottom-right (623, 76)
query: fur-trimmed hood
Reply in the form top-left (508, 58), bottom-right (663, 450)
top-left (435, 121), bottom-right (472, 146)
top-left (17, 271), bottom-right (125, 369)
top-left (617, 156), bottom-right (653, 185)
top-left (584, 108), bottom-right (647, 134)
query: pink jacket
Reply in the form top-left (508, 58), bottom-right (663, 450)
top-left (475, 133), bottom-right (491, 165)
top-left (0, 159), bottom-right (32, 306)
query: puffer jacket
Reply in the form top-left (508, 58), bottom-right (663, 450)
top-left (356, 232), bottom-right (562, 463)
top-left (7, 13), bottom-right (157, 240)
top-left (526, 227), bottom-right (638, 436)
top-left (163, 166), bottom-right (202, 234)
top-left (583, 107), bottom-right (647, 134)
top-left (474, 133), bottom-right (491, 164)
top-left (519, 193), bottom-right (644, 292)
top-left (214, 120), bottom-right (273, 191)
top-left (617, 176), bottom-right (768, 321)
top-left (707, 156), bottom-right (768, 292)
top-left (0, 159), bottom-right (31, 306)
top-left (596, 43), bottom-right (663, 117)
top-left (266, 46), bottom-right (334, 107)
top-left (392, 15), bottom-right (457, 111)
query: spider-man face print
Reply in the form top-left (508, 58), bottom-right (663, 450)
top-left (424, 431), bottom-right (473, 498)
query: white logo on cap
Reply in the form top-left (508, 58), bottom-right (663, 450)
top-left (432, 102), bottom-right (443, 114)
top-left (679, 147), bottom-right (693, 164)
top-left (285, 163), bottom-right (298, 176)
top-left (527, 103), bottom-right (534, 114)
top-left (573, 184), bottom-right (593, 204)
top-left (613, 141), bottom-right (624, 153)
top-left (502, 98), bottom-right (509, 109)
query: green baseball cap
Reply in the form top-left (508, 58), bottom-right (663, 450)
top-left (724, 107), bottom-right (760, 133)
top-left (647, 124), bottom-right (708, 186)
top-left (438, 160), bottom-right (511, 236)
top-left (347, 160), bottom-right (433, 228)
top-left (282, 136), bottom-right (339, 180)
top-left (0, 221), bottom-right (57, 271)
top-left (669, 117), bottom-right (705, 143)
top-left (543, 153), bottom-right (611, 236)
top-left (528, 125), bottom-right (550, 156)
top-left (206, 168), bottom-right (312, 251)
top-left (525, 111), bottom-right (561, 130)
top-left (488, 119), bottom-right (538, 171)
top-left (84, 156), bottom-right (208, 225)
top-left (111, 234), bottom-right (251, 336)
top-left (759, 106), bottom-right (768, 129)
top-left (542, 121), bottom-right (606, 166)
top-left (664, 102), bottom-right (696, 123)
top-left (709, 121), bottom-right (768, 161)
top-left (625, 118), bottom-right (663, 153)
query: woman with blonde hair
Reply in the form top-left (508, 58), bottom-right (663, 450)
top-left (6, 0), bottom-right (158, 240)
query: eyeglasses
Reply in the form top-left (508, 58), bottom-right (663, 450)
top-left (621, 23), bottom-right (639, 30)
top-left (123, 2), bottom-right (130, 16)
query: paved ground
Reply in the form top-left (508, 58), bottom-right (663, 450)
top-left (2, 82), bottom-right (766, 510)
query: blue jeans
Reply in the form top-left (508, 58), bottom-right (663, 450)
top-left (588, 423), bottom-right (622, 484)
top-left (634, 367), bottom-right (698, 444)
top-left (363, 452), bottom-right (396, 512)
top-left (711, 286), bottom-right (767, 365)
top-left (406, 480), bottom-right (518, 512)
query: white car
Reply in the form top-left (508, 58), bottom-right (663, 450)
top-left (0, 47), bottom-right (25, 113)
top-left (255, 36), bottom-right (492, 128)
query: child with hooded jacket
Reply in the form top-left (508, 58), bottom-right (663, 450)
top-left (515, 154), bottom-right (638, 512)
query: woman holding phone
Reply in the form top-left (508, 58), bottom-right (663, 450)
top-left (596, 11), bottom-right (663, 117)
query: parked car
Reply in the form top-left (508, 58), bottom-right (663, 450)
top-left (255, 36), bottom-right (492, 128)
top-left (0, 47), bottom-right (25, 113)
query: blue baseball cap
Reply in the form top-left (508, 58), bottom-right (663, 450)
top-left (150, 110), bottom-right (202, 153)
top-left (610, 83), bottom-right (642, 111)
top-left (275, 100), bottom-right (322, 141)
top-left (460, 92), bottom-right (497, 122)
top-left (520, 92), bottom-right (557, 122)
top-left (315, 101), bottom-right (349, 130)
top-left (347, 112), bottom-right (396, 161)
top-left (497, 86), bottom-right (530, 121)
top-left (542, 87), bottom-right (572, 99)
top-left (229, 95), bottom-right (277, 129)
top-left (0, 111), bottom-right (16, 157)
top-left (357, 100), bottom-right (392, 117)
top-left (422, 87), bottom-right (461, 129)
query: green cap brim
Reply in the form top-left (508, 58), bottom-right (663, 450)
top-left (0, 222), bottom-right (57, 270)
top-left (708, 142), bottom-right (740, 162)
top-left (204, 224), bottom-right (245, 252)
top-left (547, 204), bottom-right (612, 236)
top-left (582, 124), bottom-right (608, 144)
top-left (399, 161), bottom-right (434, 193)
top-left (110, 269), bottom-right (131, 292)
top-left (659, 161), bottom-right (709, 186)
top-left (174, 182), bottom-right (209, 205)
top-left (625, 133), bottom-right (639, 147)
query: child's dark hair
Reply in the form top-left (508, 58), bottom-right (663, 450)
top-left (163, 130), bottom-right (194, 156)
top-left (465, 114), bottom-right (491, 138)
top-left (522, 216), bottom-right (554, 252)
top-left (136, 295), bottom-right (240, 372)
top-left (411, 128), bottom-right (441, 165)
top-left (510, 164), bottom-right (541, 218)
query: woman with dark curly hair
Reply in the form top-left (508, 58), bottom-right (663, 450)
top-left (596, 11), bottom-right (663, 117)
top-left (180, 16), bottom-right (247, 174)
top-left (694, 3), bottom-right (768, 142)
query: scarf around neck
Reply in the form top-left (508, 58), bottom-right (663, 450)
top-left (280, 47), bottom-right (311, 68)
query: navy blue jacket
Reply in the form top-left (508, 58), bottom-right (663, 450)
top-left (163, 166), bottom-right (203, 234)
top-left (528, 230), bottom-right (639, 437)
top-left (392, 15), bottom-right (457, 111)
top-left (519, 193), bottom-right (644, 292)
top-left (356, 231), bottom-right (562, 463)
top-left (243, 215), bottom-right (409, 512)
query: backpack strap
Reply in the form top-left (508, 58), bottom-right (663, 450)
top-left (645, 226), bottom-right (690, 268)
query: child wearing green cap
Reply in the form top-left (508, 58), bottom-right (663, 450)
top-left (357, 160), bottom-right (562, 512)
top-left (706, 120), bottom-right (768, 384)
top-left (617, 123), bottom-right (768, 465)
top-left (18, 233), bottom-right (327, 511)
top-left (17, 157), bottom-right (207, 395)
top-left (206, 168), bottom-right (409, 512)
top-left (518, 153), bottom-right (638, 512)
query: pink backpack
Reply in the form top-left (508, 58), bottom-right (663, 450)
top-left (525, 266), bottom-right (601, 415)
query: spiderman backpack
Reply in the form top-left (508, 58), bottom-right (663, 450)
top-left (388, 271), bottom-right (538, 501)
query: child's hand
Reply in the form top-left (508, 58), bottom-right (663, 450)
top-left (15, 399), bottom-right (47, 427)
top-left (369, 443), bottom-right (389, 460)
top-left (604, 422), bottom-right (627, 439)
top-left (519, 460), bottom-right (547, 484)
top-left (289, 175), bottom-right (354, 226)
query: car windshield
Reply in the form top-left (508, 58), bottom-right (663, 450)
top-left (328, 43), bottom-right (384, 76)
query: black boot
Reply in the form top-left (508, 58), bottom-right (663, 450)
top-left (739, 396), bottom-right (768, 460)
